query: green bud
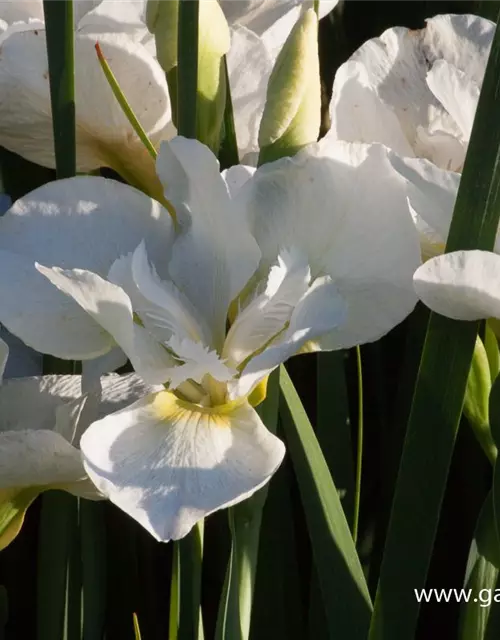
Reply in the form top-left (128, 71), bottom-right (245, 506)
top-left (258, 8), bottom-right (321, 165)
top-left (196, 0), bottom-right (230, 151)
top-left (146, 0), bottom-right (179, 74)
top-left (464, 335), bottom-right (497, 463)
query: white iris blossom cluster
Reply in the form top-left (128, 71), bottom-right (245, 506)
top-left (0, 0), bottom-right (488, 542)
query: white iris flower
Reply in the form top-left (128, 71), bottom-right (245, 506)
top-left (0, 135), bottom-right (431, 540)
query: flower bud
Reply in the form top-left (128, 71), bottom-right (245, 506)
top-left (146, 0), bottom-right (179, 74)
top-left (464, 335), bottom-right (497, 463)
top-left (258, 8), bottom-right (320, 165)
top-left (196, 0), bottom-right (231, 151)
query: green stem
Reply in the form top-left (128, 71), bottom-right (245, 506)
top-left (169, 542), bottom-right (181, 640)
top-left (171, 522), bottom-right (204, 640)
top-left (352, 346), bottom-right (363, 545)
top-left (37, 492), bottom-right (78, 640)
top-left (215, 372), bottom-right (280, 640)
top-left (43, 0), bottom-right (75, 178)
top-left (177, 0), bottom-right (199, 138)
top-left (65, 500), bottom-right (82, 640)
top-left (39, 4), bottom-right (78, 638)
top-left (81, 501), bottom-right (107, 639)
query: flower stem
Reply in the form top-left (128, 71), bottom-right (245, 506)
top-left (352, 346), bottom-right (364, 545)
top-left (170, 522), bottom-right (204, 639)
top-left (177, 0), bottom-right (199, 138)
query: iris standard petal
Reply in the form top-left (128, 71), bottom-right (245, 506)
top-left (237, 140), bottom-right (421, 350)
top-left (157, 138), bottom-right (261, 348)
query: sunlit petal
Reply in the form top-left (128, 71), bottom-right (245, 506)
top-left (81, 390), bottom-right (285, 541)
top-left (157, 137), bottom-right (261, 348)
top-left (36, 265), bottom-right (174, 384)
top-left (414, 250), bottom-right (500, 320)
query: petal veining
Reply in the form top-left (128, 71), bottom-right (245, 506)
top-left (81, 390), bottom-right (285, 541)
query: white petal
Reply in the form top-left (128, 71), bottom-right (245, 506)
top-left (108, 248), bottom-right (209, 357)
top-left (388, 152), bottom-right (460, 246)
top-left (237, 140), bottom-right (421, 349)
top-left (426, 60), bottom-right (479, 142)
top-left (0, 28), bottom-right (172, 171)
top-left (221, 0), bottom-right (336, 38)
top-left (81, 347), bottom-right (128, 392)
top-left (164, 337), bottom-right (236, 389)
top-left (131, 242), bottom-right (209, 344)
top-left (157, 137), bottom-right (261, 348)
top-left (81, 390), bottom-right (285, 540)
top-left (0, 250), bottom-right (113, 359)
top-left (77, 0), bottom-right (148, 41)
top-left (413, 250), bottom-right (500, 320)
top-left (54, 395), bottom-right (89, 446)
top-left (328, 57), bottom-right (415, 158)
top-left (34, 263), bottom-right (130, 361)
top-left (0, 372), bottom-right (154, 495)
top-left (37, 265), bottom-right (174, 384)
top-left (414, 114), bottom-right (465, 173)
top-left (233, 276), bottom-right (346, 398)
top-left (0, 176), bottom-right (173, 358)
top-left (0, 373), bottom-right (153, 432)
top-left (0, 176), bottom-right (173, 273)
top-left (220, 0), bottom-right (288, 32)
top-left (0, 376), bottom-right (86, 432)
top-left (223, 164), bottom-right (256, 198)
top-left (0, 0), bottom-right (44, 23)
top-left (328, 14), bottom-right (494, 171)
top-left (227, 26), bottom-right (274, 162)
top-left (223, 248), bottom-right (311, 365)
top-left (0, 430), bottom-right (85, 488)
top-left (329, 26), bottom-right (431, 156)
top-left (423, 14), bottom-right (494, 84)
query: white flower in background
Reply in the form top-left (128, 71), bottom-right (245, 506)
top-left (0, 135), bottom-right (430, 540)
top-left (327, 14), bottom-right (494, 259)
top-left (0, 0), bottom-right (173, 196)
top-left (328, 14), bottom-right (494, 174)
top-left (414, 250), bottom-right (500, 324)
top-left (0, 0), bottom-right (339, 172)
top-left (0, 358), bottom-right (153, 549)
